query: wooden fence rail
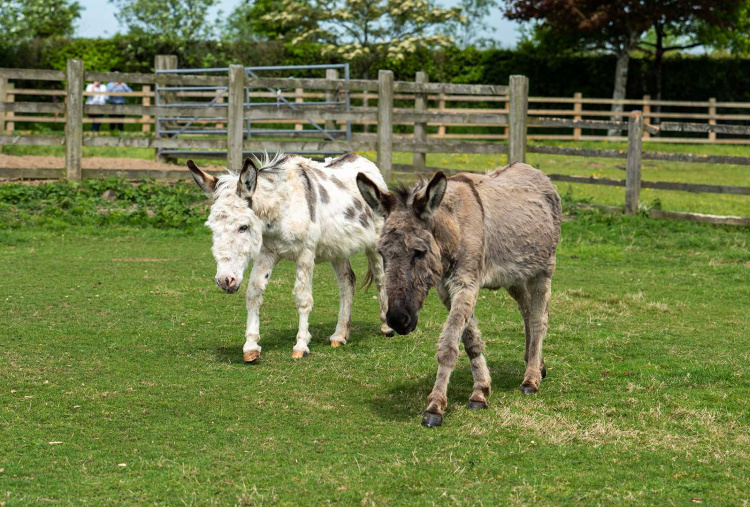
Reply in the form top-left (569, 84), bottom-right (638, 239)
top-left (0, 59), bottom-right (526, 183)
top-left (0, 57), bottom-right (748, 226)
top-left (5, 81), bottom-right (750, 144)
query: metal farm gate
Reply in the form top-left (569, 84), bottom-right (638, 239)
top-left (154, 63), bottom-right (351, 160)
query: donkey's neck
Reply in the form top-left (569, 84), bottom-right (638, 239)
top-left (248, 170), bottom-right (291, 225)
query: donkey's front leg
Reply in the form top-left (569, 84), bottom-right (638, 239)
top-left (329, 259), bottom-right (355, 347)
top-left (291, 248), bottom-right (316, 359)
top-left (423, 286), bottom-right (479, 427)
top-left (243, 251), bottom-right (277, 363)
top-left (437, 283), bottom-right (491, 410)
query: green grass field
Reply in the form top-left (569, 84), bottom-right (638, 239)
top-left (1, 172), bottom-right (749, 504)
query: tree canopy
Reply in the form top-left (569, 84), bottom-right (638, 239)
top-left (233, 0), bottom-right (465, 77)
top-left (505, 0), bottom-right (745, 130)
top-left (109, 0), bottom-right (218, 46)
top-left (0, 0), bottom-right (82, 48)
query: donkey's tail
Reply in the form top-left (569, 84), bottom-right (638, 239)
top-left (360, 262), bottom-right (375, 291)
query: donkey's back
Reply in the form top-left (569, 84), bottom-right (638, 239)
top-left (472, 162), bottom-right (561, 290)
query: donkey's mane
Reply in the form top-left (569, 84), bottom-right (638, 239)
top-left (392, 180), bottom-right (427, 205)
top-left (250, 151), bottom-right (290, 172)
top-left (214, 152), bottom-right (291, 193)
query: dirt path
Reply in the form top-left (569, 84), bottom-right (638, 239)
top-left (0, 154), bottom-right (226, 172)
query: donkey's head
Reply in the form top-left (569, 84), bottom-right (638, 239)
top-left (188, 158), bottom-right (263, 294)
top-left (357, 172), bottom-right (447, 335)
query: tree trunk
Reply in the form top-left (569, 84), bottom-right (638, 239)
top-left (609, 31), bottom-right (640, 137)
top-left (653, 24), bottom-right (665, 125)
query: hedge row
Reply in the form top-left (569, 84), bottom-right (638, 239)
top-left (3, 36), bottom-right (750, 101)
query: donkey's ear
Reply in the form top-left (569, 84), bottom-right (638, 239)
top-left (357, 173), bottom-right (395, 216)
top-left (413, 171), bottom-right (447, 218)
top-left (187, 160), bottom-right (217, 197)
top-left (236, 157), bottom-right (259, 198)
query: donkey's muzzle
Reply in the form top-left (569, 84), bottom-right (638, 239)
top-left (386, 304), bottom-right (418, 335)
top-left (216, 275), bottom-right (239, 293)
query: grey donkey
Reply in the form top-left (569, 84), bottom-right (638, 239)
top-left (356, 162), bottom-right (562, 427)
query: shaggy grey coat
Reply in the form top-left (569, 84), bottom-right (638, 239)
top-left (357, 162), bottom-right (561, 427)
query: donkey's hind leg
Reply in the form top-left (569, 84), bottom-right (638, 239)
top-left (365, 247), bottom-right (394, 337)
top-left (507, 283), bottom-right (547, 382)
top-left (507, 285), bottom-right (532, 360)
top-left (329, 259), bottom-right (355, 347)
top-left (518, 274), bottom-right (552, 394)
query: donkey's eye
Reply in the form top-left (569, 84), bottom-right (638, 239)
top-left (414, 249), bottom-right (426, 260)
top-left (238, 225), bottom-right (249, 233)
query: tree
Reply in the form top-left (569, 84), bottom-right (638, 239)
top-left (693, 1), bottom-right (750, 55)
top-left (110, 0), bottom-right (218, 46)
top-left (259, 0), bottom-right (465, 78)
top-left (0, 0), bottom-right (82, 49)
top-left (504, 1), bottom-right (743, 133)
top-left (222, 0), bottom-right (323, 42)
top-left (458, 0), bottom-right (498, 46)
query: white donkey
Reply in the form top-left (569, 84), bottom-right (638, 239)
top-left (187, 153), bottom-right (393, 362)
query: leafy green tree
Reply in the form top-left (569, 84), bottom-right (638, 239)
top-left (110, 0), bottom-right (218, 46)
top-left (0, 0), bottom-right (82, 49)
top-left (505, 0), bottom-right (744, 133)
top-left (260, 0), bottom-right (464, 78)
top-left (693, 1), bottom-right (750, 56)
top-left (222, 0), bottom-right (322, 42)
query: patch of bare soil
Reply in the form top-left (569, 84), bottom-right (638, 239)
top-left (0, 154), bottom-right (226, 172)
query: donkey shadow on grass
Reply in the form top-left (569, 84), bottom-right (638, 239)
top-left (207, 320), bottom-right (383, 365)
top-left (366, 359), bottom-right (526, 422)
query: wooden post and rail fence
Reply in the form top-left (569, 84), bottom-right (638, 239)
top-left (0, 58), bottom-right (525, 184)
top-left (0, 57), bottom-right (748, 226)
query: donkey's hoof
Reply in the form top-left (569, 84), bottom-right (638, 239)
top-left (421, 412), bottom-right (443, 427)
top-left (243, 350), bottom-right (260, 363)
top-left (519, 383), bottom-right (538, 395)
top-left (291, 350), bottom-right (309, 359)
top-left (330, 341), bottom-right (343, 348)
top-left (383, 331), bottom-right (395, 338)
top-left (541, 364), bottom-right (547, 379)
top-left (467, 400), bottom-right (488, 410)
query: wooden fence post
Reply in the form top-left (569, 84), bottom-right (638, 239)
top-left (6, 82), bottom-right (15, 132)
top-left (573, 92), bottom-right (582, 140)
top-left (141, 85), bottom-right (151, 133)
top-left (377, 69), bottom-right (394, 181)
top-left (325, 69), bottom-right (338, 133)
top-left (708, 97), bottom-right (717, 142)
top-left (362, 92), bottom-right (370, 133)
top-left (154, 54), bottom-right (177, 163)
top-left (228, 64), bottom-right (246, 171)
top-left (508, 75), bottom-right (529, 164)
top-left (294, 88), bottom-right (303, 131)
top-left (65, 59), bottom-right (84, 182)
top-left (413, 71), bottom-right (428, 172)
top-left (625, 110), bottom-right (643, 215)
top-left (0, 77), bottom-right (6, 133)
top-left (642, 95), bottom-right (651, 139)
top-left (437, 92), bottom-right (446, 136)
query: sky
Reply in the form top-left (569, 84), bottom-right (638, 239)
top-left (76, 0), bottom-right (524, 48)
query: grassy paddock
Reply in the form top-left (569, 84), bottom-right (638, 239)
top-left (1, 211), bottom-right (749, 504)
